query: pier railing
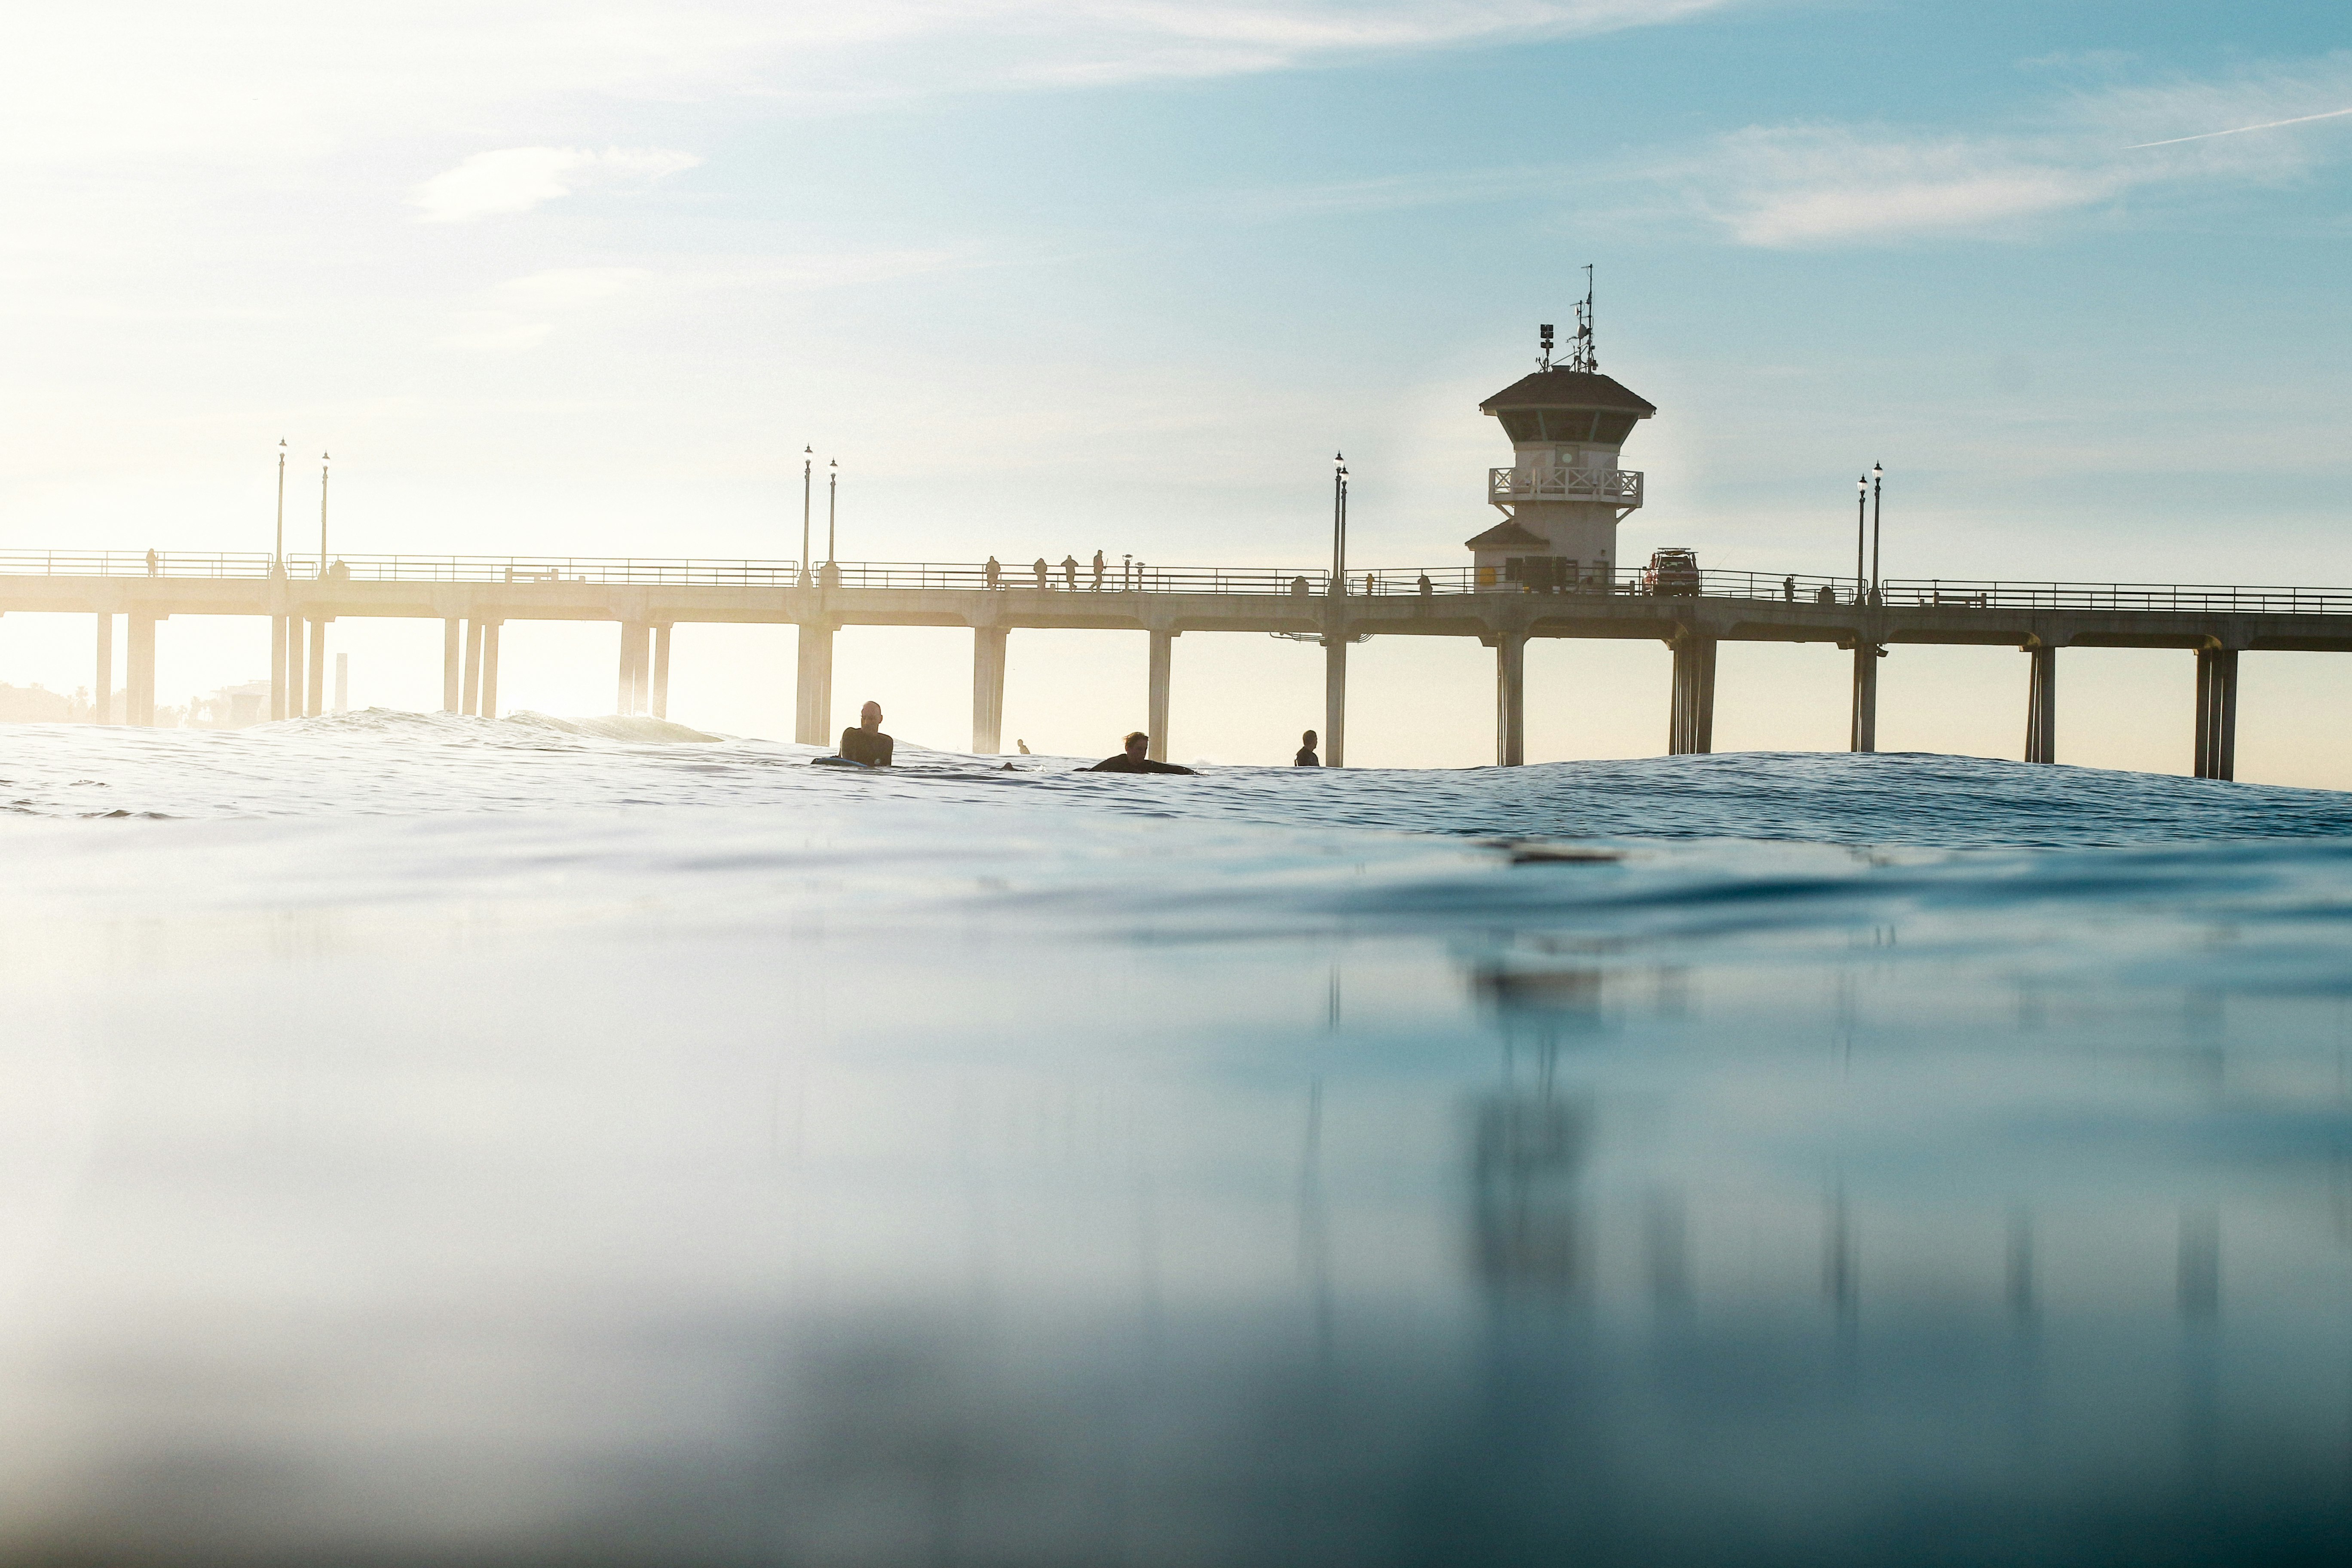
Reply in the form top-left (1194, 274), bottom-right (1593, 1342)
top-left (7, 551), bottom-right (2352, 617)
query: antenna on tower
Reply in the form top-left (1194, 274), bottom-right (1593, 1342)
top-left (1569, 263), bottom-right (1597, 374)
top-left (1537, 322), bottom-right (1555, 372)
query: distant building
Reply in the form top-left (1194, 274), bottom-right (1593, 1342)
top-left (1467, 331), bottom-right (1654, 591)
top-left (0, 683), bottom-right (77, 723)
top-left (188, 681), bottom-right (271, 729)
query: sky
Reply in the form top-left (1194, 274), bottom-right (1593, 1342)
top-left (3, 1), bottom-right (2350, 779)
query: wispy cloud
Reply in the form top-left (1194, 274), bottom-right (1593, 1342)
top-left (1699, 53), bottom-right (2352, 247)
top-left (411, 147), bottom-right (699, 223)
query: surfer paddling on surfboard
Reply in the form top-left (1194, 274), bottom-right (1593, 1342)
top-left (1085, 732), bottom-right (1196, 775)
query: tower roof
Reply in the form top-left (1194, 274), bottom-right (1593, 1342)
top-left (1479, 368), bottom-right (1655, 417)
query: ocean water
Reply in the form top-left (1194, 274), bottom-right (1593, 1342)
top-left (2, 714), bottom-right (2349, 1565)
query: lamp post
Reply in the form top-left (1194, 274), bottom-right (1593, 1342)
top-left (1330, 452), bottom-right (1348, 596)
top-left (273, 439), bottom-right (286, 571)
top-left (318, 452), bottom-right (330, 577)
top-left (799, 446), bottom-right (814, 587)
top-left (825, 457), bottom-right (838, 586)
top-left (1870, 461), bottom-right (1884, 601)
top-left (1854, 475), bottom-right (1866, 605)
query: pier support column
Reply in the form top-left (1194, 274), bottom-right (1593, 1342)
top-left (305, 618), bottom-right (327, 719)
top-left (1668, 636), bottom-right (1716, 755)
top-left (462, 620), bottom-right (483, 717)
top-left (1323, 633), bottom-right (1348, 768)
top-left (2023, 645), bottom-right (2057, 765)
top-left (1849, 641), bottom-right (1881, 753)
top-left (481, 623), bottom-right (501, 720)
top-left (652, 625), bottom-right (671, 721)
top-left (794, 622), bottom-right (834, 745)
top-left (1147, 629), bottom-right (1174, 761)
top-left (2193, 646), bottom-right (2238, 781)
top-left (971, 626), bottom-right (1007, 754)
top-left (442, 619), bottom-right (461, 713)
top-left (127, 614), bottom-right (156, 727)
top-left (95, 612), bottom-right (115, 725)
top-left (267, 614), bottom-right (286, 722)
top-left (1495, 632), bottom-right (1526, 767)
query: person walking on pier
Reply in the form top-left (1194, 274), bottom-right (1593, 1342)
top-left (1294, 729), bottom-right (1320, 767)
top-left (1782, 575), bottom-right (1795, 602)
top-left (838, 700), bottom-right (894, 767)
top-left (1032, 557), bottom-right (1049, 590)
top-left (1086, 732), bottom-right (1196, 775)
top-left (1061, 554), bottom-right (1078, 590)
top-left (986, 556), bottom-right (1001, 589)
top-left (1092, 550), bottom-right (1105, 591)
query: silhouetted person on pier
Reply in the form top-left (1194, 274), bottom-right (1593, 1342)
top-left (1033, 557), bottom-right (1049, 589)
top-left (985, 556), bottom-right (1001, 589)
top-left (1062, 554), bottom-right (1078, 589)
top-left (1295, 729), bottom-right (1320, 767)
top-left (1290, 576), bottom-right (1310, 597)
top-left (145, 549), bottom-right (159, 576)
top-left (838, 700), bottom-right (894, 766)
top-left (1086, 732), bottom-right (1196, 774)
top-left (1092, 550), bottom-right (1106, 590)
top-left (1782, 575), bottom-right (1795, 601)
top-left (1418, 573), bottom-right (1432, 597)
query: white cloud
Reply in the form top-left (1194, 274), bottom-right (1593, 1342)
top-left (412, 147), bottom-right (700, 223)
top-left (1700, 52), bottom-right (2352, 248)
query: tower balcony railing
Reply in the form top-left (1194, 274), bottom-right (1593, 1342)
top-left (1487, 466), bottom-right (1643, 505)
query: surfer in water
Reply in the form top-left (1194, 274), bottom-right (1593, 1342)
top-left (1086, 732), bottom-right (1197, 775)
top-left (1294, 729), bottom-right (1320, 766)
top-left (838, 700), bottom-right (894, 766)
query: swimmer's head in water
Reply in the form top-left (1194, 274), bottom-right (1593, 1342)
top-left (1123, 731), bottom-right (1148, 756)
top-left (1302, 729), bottom-right (1317, 746)
top-left (861, 701), bottom-right (883, 727)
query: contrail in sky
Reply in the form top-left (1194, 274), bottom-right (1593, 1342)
top-left (2129, 105), bottom-right (2352, 149)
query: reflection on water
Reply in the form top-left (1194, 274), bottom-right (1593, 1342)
top-left (1, 788), bottom-right (2350, 1565)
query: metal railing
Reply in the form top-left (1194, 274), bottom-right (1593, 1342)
top-left (6, 550), bottom-right (2352, 618)
top-left (1486, 466), bottom-right (1644, 505)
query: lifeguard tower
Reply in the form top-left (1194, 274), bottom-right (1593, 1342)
top-left (1467, 285), bottom-right (1654, 590)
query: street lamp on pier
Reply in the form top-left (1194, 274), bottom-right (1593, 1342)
top-left (1870, 462), bottom-right (1884, 601)
top-left (273, 439), bottom-right (286, 575)
top-left (318, 452), bottom-right (331, 578)
top-left (1854, 475), bottom-right (1867, 605)
top-left (1330, 452), bottom-right (1349, 597)
top-left (799, 446), bottom-right (814, 588)
top-left (824, 458), bottom-right (839, 587)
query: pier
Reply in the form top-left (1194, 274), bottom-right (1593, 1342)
top-left (7, 551), bottom-right (2349, 778)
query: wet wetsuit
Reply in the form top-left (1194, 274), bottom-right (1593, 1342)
top-left (1294, 747), bottom-right (1320, 767)
top-left (1087, 753), bottom-right (1196, 775)
top-left (838, 726), bottom-right (894, 766)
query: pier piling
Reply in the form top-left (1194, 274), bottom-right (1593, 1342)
top-left (652, 625), bottom-right (671, 720)
top-left (94, 612), bottom-right (114, 726)
top-left (794, 623), bottom-right (834, 745)
top-left (2023, 646), bottom-right (2057, 764)
top-left (2193, 646), bottom-right (2238, 781)
top-left (1147, 630), bottom-right (1174, 761)
top-left (441, 619), bottom-right (460, 714)
top-left (971, 626), bottom-right (1006, 754)
top-left (1850, 641), bottom-right (1880, 753)
top-left (1668, 635), bottom-right (1715, 755)
top-left (129, 614), bottom-right (156, 727)
top-left (462, 621), bottom-right (483, 717)
top-left (1495, 631), bottom-right (1526, 767)
top-left (481, 623), bottom-right (501, 720)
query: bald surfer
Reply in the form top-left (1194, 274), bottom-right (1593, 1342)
top-left (1294, 729), bottom-right (1320, 767)
top-left (1086, 732), bottom-right (1196, 775)
top-left (837, 700), bottom-right (894, 766)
